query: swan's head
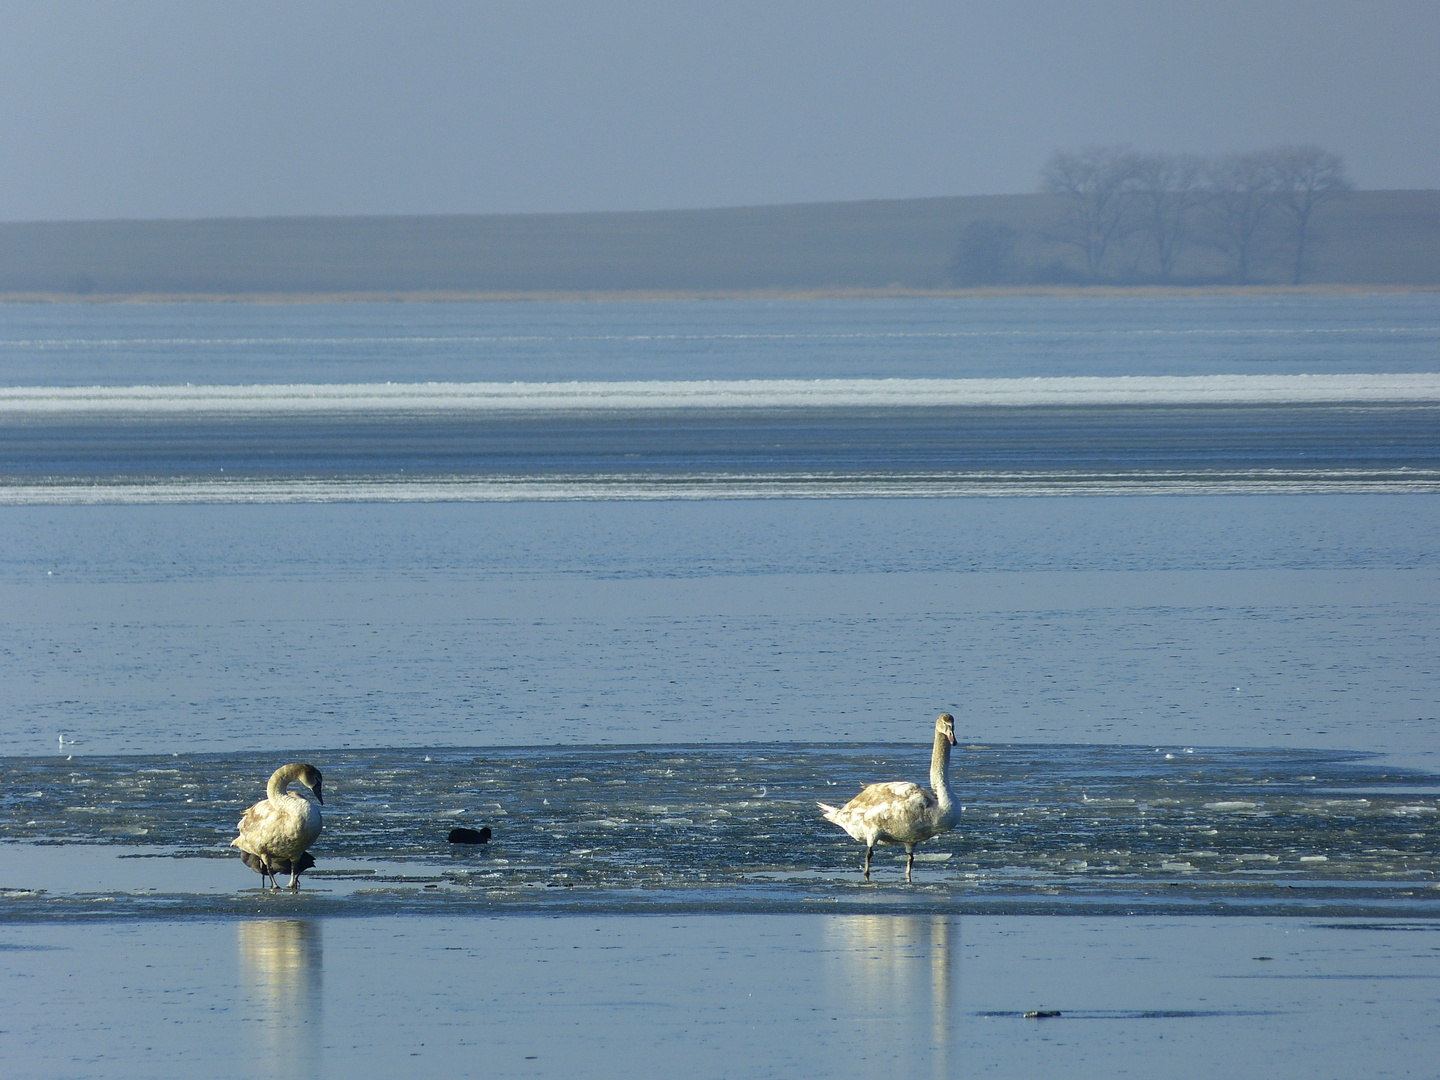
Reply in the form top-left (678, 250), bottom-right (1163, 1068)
top-left (935, 713), bottom-right (957, 746)
top-left (299, 764), bottom-right (324, 804)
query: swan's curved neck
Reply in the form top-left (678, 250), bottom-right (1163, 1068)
top-left (266, 763), bottom-right (305, 802)
top-left (930, 730), bottom-right (955, 808)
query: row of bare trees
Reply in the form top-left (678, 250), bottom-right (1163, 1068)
top-left (950, 145), bottom-right (1351, 286)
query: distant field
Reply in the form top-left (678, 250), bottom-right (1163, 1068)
top-left (1, 190), bottom-right (1437, 299)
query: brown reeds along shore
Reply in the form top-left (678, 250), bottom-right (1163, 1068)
top-left (2, 189), bottom-right (1436, 303)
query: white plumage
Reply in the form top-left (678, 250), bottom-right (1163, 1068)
top-left (231, 762), bottom-right (324, 890)
top-left (819, 713), bottom-right (960, 882)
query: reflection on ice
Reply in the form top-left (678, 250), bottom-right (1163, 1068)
top-left (238, 920), bottom-right (322, 1079)
top-left (5, 914), bottom-right (1439, 1080)
top-left (825, 915), bottom-right (957, 1077)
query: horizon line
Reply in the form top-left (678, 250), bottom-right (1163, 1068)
top-left (4, 187), bottom-right (1439, 229)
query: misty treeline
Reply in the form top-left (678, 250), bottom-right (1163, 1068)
top-left (950, 144), bottom-right (1351, 286)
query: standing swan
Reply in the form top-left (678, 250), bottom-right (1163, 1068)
top-left (818, 713), bottom-right (960, 883)
top-left (231, 763), bottom-right (324, 890)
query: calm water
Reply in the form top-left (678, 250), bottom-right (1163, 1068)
top-left (6, 916), bottom-right (1437, 1080)
top-left (1, 297), bottom-right (1437, 1075)
top-left (4, 296), bottom-right (1440, 501)
top-left (3, 295), bottom-right (1439, 385)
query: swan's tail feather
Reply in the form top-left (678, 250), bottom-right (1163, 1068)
top-left (817, 801), bottom-right (841, 822)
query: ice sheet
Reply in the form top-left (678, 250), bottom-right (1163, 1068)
top-left (5, 373), bottom-right (1440, 416)
top-left (2, 915), bottom-right (1436, 1080)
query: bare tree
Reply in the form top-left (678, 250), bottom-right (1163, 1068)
top-left (1130, 152), bottom-right (1205, 281)
top-left (1204, 151), bottom-right (1281, 284)
top-left (948, 220), bottom-right (1020, 286)
top-left (1041, 146), bottom-right (1137, 281)
top-left (1270, 145), bottom-right (1352, 284)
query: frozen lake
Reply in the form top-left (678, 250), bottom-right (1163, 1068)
top-left (2, 296), bottom-right (1437, 1077)
top-left (3, 915), bottom-right (1438, 1080)
top-left (2, 496), bottom-right (1436, 766)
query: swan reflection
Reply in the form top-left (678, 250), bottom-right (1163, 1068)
top-left (824, 915), bottom-right (958, 1077)
top-left (238, 919), bottom-right (323, 1078)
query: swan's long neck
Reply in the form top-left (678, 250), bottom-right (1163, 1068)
top-left (930, 730), bottom-right (955, 810)
top-left (266, 763), bottom-right (304, 802)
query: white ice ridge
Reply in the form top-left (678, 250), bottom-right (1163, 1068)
top-left (5, 470), bottom-right (1440, 505)
top-left (3, 374), bottom-right (1440, 415)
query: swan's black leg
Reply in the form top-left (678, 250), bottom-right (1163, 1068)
top-left (905, 846), bottom-right (915, 883)
top-left (863, 845), bottom-right (872, 881)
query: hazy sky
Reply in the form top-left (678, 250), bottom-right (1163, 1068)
top-left (2, 1), bottom-right (1437, 221)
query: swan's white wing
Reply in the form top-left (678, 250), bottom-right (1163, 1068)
top-left (833, 782), bottom-right (939, 844)
top-left (231, 796), bottom-right (320, 861)
top-left (231, 798), bottom-right (281, 854)
top-left (846, 781), bottom-right (934, 816)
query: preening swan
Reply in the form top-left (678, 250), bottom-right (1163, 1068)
top-left (231, 763), bottom-right (324, 890)
top-left (818, 713), bottom-right (960, 882)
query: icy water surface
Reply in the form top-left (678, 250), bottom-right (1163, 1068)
top-left (3, 295), bottom-right (1439, 385)
top-left (3, 743), bottom-right (1436, 919)
top-left (4, 915), bottom-right (1436, 1080)
top-left (4, 497), bottom-right (1437, 762)
top-left (4, 296), bottom-right (1440, 501)
top-left (2, 297), bottom-right (1438, 1077)
top-left (6, 394), bottom-right (1438, 500)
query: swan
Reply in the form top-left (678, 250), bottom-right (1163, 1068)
top-left (231, 763), bottom-right (324, 890)
top-left (818, 713), bottom-right (960, 882)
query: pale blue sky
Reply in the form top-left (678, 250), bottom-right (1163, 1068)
top-left (1, 1), bottom-right (1436, 221)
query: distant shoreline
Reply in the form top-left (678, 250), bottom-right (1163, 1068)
top-left (3, 283), bottom-right (1437, 304)
top-left (4, 192), bottom-right (1436, 297)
